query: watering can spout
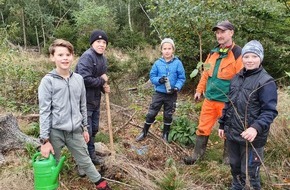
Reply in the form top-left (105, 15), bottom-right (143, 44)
top-left (52, 155), bottom-right (65, 181)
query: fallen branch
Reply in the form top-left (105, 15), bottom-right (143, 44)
top-left (129, 121), bottom-right (173, 151)
top-left (114, 111), bottom-right (137, 134)
top-left (59, 181), bottom-right (69, 190)
top-left (272, 183), bottom-right (290, 188)
top-left (103, 177), bottom-right (134, 188)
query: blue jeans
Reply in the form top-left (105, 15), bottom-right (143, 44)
top-left (228, 140), bottom-right (263, 190)
top-left (87, 108), bottom-right (100, 159)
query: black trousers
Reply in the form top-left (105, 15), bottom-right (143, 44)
top-left (145, 92), bottom-right (177, 125)
top-left (227, 140), bottom-right (264, 190)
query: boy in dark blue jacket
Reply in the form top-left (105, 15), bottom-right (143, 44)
top-left (75, 30), bottom-right (110, 175)
top-left (218, 40), bottom-right (278, 189)
top-left (136, 38), bottom-right (186, 142)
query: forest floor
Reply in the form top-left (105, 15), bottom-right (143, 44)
top-left (0, 89), bottom-right (290, 190)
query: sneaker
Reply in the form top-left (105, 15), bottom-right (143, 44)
top-left (77, 165), bottom-right (86, 177)
top-left (96, 179), bottom-right (111, 190)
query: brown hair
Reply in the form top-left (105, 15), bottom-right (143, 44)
top-left (49, 39), bottom-right (74, 55)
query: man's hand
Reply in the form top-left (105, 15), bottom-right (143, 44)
top-left (40, 142), bottom-right (54, 158)
top-left (194, 92), bottom-right (202, 101)
top-left (241, 127), bottom-right (257, 142)
top-left (83, 131), bottom-right (90, 143)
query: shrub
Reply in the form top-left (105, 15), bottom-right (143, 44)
top-left (169, 116), bottom-right (197, 146)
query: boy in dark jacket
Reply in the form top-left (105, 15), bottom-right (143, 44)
top-left (75, 30), bottom-right (110, 170)
top-left (38, 39), bottom-right (111, 190)
top-left (218, 40), bottom-right (278, 190)
top-left (136, 38), bottom-right (186, 142)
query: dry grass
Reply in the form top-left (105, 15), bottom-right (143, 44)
top-left (0, 49), bottom-right (289, 190)
top-left (0, 150), bottom-right (34, 190)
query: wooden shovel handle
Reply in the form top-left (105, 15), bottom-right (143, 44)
top-left (105, 93), bottom-right (114, 153)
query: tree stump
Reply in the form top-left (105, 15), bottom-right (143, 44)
top-left (0, 114), bottom-right (39, 164)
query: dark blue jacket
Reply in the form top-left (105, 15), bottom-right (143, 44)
top-left (75, 47), bottom-right (107, 110)
top-left (219, 66), bottom-right (278, 148)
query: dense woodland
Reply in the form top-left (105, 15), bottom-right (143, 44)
top-left (0, 1), bottom-right (290, 189)
top-left (1, 0), bottom-right (290, 81)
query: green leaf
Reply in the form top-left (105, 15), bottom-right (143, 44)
top-left (196, 61), bottom-right (204, 69)
top-left (190, 69), bottom-right (199, 78)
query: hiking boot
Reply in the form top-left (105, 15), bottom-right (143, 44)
top-left (96, 179), bottom-right (112, 190)
top-left (77, 165), bottom-right (86, 177)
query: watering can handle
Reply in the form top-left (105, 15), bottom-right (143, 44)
top-left (33, 152), bottom-right (42, 162)
top-left (33, 152), bottom-right (54, 161)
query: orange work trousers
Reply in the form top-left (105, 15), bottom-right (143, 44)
top-left (196, 98), bottom-right (225, 136)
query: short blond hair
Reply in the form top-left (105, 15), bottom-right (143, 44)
top-left (49, 39), bottom-right (74, 55)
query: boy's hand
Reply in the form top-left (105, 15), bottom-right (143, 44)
top-left (40, 142), bottom-right (54, 158)
top-left (83, 131), bottom-right (90, 143)
top-left (101, 74), bottom-right (108, 82)
top-left (241, 127), bottom-right (257, 142)
top-left (103, 84), bottom-right (110, 93)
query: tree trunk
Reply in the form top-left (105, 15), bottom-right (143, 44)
top-left (35, 25), bottom-right (40, 53)
top-left (21, 8), bottom-right (27, 50)
top-left (0, 114), bottom-right (39, 164)
top-left (128, 0), bottom-right (133, 32)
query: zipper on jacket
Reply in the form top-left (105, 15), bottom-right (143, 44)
top-left (67, 78), bottom-right (74, 135)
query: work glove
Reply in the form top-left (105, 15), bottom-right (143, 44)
top-left (158, 76), bottom-right (167, 84)
top-left (168, 87), bottom-right (178, 94)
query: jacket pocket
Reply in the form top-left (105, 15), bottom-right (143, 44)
top-left (219, 61), bottom-right (236, 80)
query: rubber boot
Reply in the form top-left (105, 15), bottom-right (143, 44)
top-left (162, 124), bottom-right (170, 142)
top-left (223, 139), bottom-right (230, 165)
top-left (183, 135), bottom-right (209, 165)
top-left (136, 123), bottom-right (151, 142)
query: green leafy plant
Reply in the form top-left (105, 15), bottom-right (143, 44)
top-left (168, 116), bottom-right (197, 146)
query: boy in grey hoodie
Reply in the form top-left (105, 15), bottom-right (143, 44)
top-left (38, 39), bottom-right (111, 190)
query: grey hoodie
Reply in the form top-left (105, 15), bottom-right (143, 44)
top-left (38, 69), bottom-right (88, 139)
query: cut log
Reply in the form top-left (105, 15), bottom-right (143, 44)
top-left (0, 114), bottom-right (39, 164)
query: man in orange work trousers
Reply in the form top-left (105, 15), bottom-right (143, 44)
top-left (184, 20), bottom-right (243, 165)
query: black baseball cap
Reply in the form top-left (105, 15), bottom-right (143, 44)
top-left (212, 20), bottom-right (235, 31)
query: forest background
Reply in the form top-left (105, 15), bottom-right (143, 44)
top-left (0, 0), bottom-right (290, 190)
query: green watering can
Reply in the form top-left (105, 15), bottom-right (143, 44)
top-left (32, 152), bottom-right (66, 190)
